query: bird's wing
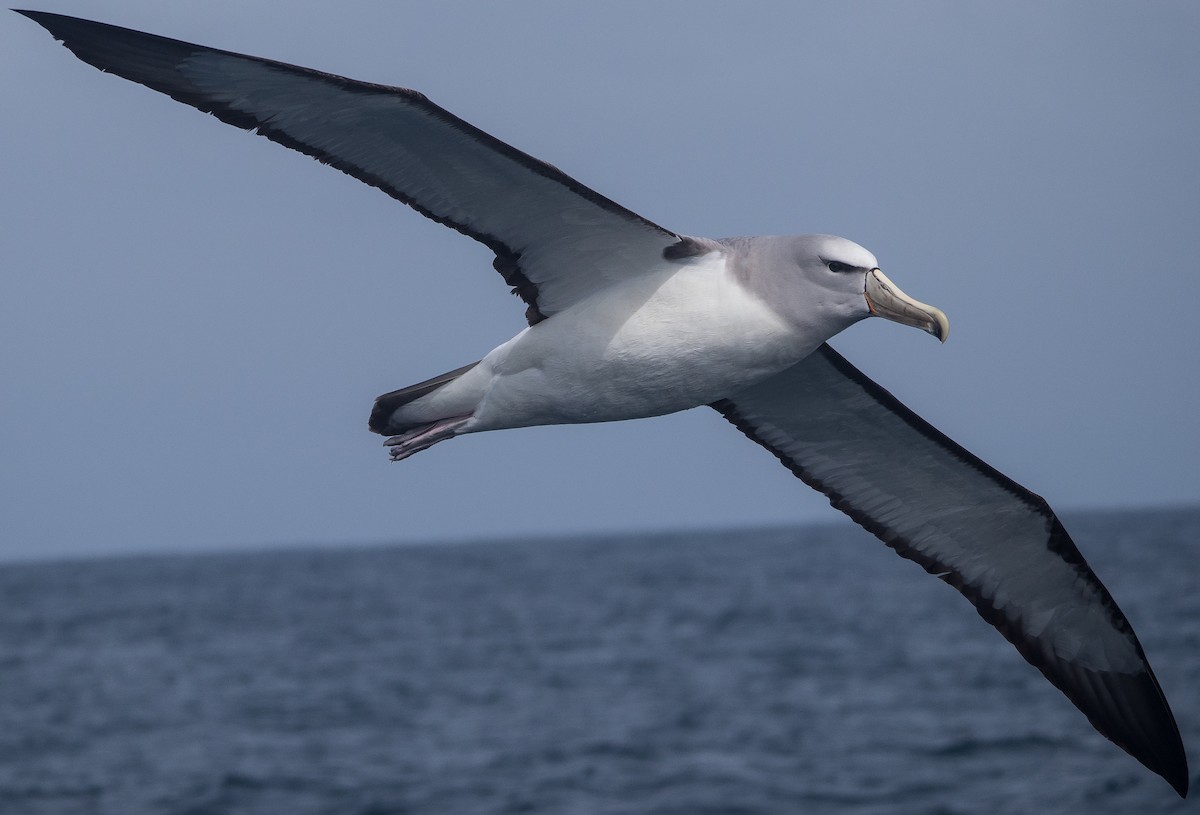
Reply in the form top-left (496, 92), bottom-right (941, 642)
top-left (712, 343), bottom-right (1188, 796)
top-left (19, 11), bottom-right (680, 325)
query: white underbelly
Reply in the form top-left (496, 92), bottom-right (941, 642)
top-left (465, 257), bottom-right (818, 431)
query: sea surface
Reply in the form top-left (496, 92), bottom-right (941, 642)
top-left (1, 507), bottom-right (1196, 814)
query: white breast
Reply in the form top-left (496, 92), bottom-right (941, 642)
top-left (462, 251), bottom-right (828, 432)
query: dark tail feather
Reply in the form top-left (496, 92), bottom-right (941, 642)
top-left (369, 361), bottom-right (479, 435)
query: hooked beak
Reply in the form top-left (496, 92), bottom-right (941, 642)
top-left (864, 268), bottom-right (950, 343)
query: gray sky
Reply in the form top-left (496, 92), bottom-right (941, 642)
top-left (3, 2), bottom-right (1198, 562)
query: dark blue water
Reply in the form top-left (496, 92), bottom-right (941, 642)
top-left (1, 508), bottom-right (1196, 814)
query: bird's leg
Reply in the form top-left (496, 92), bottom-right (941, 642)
top-left (383, 416), bottom-right (471, 462)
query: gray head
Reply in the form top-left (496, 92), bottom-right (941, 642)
top-left (721, 234), bottom-right (949, 343)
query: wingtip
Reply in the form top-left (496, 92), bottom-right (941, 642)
top-left (1170, 774), bottom-right (1189, 799)
top-left (1143, 730), bottom-right (1189, 798)
top-left (1160, 748), bottom-right (1189, 798)
top-left (14, 9), bottom-right (84, 40)
top-left (1118, 669), bottom-right (1188, 799)
top-left (1153, 753), bottom-right (1189, 798)
top-left (13, 8), bottom-right (54, 25)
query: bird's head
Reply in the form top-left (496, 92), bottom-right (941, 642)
top-left (742, 234), bottom-right (949, 343)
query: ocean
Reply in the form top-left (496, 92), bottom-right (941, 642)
top-left (1, 507), bottom-right (1196, 814)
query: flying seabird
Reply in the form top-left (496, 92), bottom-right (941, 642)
top-left (19, 10), bottom-right (1188, 797)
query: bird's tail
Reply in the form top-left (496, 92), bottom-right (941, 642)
top-left (368, 361), bottom-right (479, 435)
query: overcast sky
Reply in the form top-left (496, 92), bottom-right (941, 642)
top-left (2, 2), bottom-right (1198, 562)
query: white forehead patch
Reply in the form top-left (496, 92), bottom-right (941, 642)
top-left (812, 234), bottom-right (879, 269)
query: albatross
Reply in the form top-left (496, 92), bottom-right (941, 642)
top-left (20, 10), bottom-right (1188, 796)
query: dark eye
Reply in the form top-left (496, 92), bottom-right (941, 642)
top-left (826, 260), bottom-right (855, 273)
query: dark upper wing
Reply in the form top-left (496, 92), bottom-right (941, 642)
top-left (712, 343), bottom-right (1188, 797)
top-left (19, 10), bottom-right (680, 324)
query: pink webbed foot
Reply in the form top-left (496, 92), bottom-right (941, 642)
top-left (384, 416), bottom-right (471, 462)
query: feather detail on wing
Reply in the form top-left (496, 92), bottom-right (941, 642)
top-left (19, 11), bottom-right (680, 324)
top-left (712, 343), bottom-right (1188, 796)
